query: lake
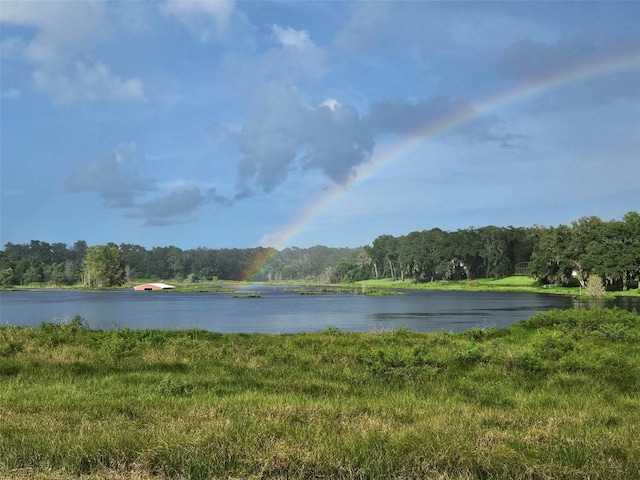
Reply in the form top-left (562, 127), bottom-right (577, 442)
top-left (3, 287), bottom-right (626, 334)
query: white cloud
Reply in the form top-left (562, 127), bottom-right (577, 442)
top-left (0, 1), bottom-right (107, 65)
top-left (161, 0), bottom-right (235, 41)
top-left (63, 143), bottom-right (229, 226)
top-left (234, 84), bottom-right (374, 194)
top-left (63, 145), bottom-right (154, 207)
top-left (263, 25), bottom-right (328, 81)
top-left (0, 1), bottom-right (145, 104)
top-left (272, 25), bottom-right (312, 49)
top-left (321, 98), bottom-right (340, 111)
top-left (131, 187), bottom-right (206, 226)
top-left (33, 61), bottom-right (146, 104)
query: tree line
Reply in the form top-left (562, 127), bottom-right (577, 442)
top-left (528, 212), bottom-right (640, 290)
top-left (1, 212), bottom-right (638, 290)
top-left (333, 225), bottom-right (536, 284)
top-left (0, 241), bottom-right (362, 287)
top-left (332, 212), bottom-right (639, 290)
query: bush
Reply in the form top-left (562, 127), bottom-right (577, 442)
top-left (586, 274), bottom-right (606, 298)
top-left (359, 344), bottom-right (443, 379)
top-left (455, 344), bottom-right (486, 365)
top-left (509, 351), bottom-right (547, 374)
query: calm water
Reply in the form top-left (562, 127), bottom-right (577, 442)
top-left (0, 287), bottom-right (604, 333)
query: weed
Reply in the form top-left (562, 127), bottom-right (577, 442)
top-left (156, 376), bottom-right (192, 397)
top-left (595, 322), bottom-right (631, 342)
top-left (0, 332), bottom-right (23, 356)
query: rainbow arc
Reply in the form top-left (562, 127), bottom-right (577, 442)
top-left (240, 49), bottom-right (640, 281)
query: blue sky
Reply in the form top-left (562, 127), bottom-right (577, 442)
top-left (1, 1), bottom-right (639, 250)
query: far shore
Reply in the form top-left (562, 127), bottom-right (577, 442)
top-left (357, 276), bottom-right (640, 298)
top-left (3, 275), bottom-right (639, 298)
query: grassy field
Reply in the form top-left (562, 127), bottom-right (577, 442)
top-left (1, 308), bottom-right (639, 479)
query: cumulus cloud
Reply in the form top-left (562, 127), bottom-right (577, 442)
top-left (63, 143), bottom-right (232, 226)
top-left (207, 188), bottom-right (233, 207)
top-left (0, 1), bottom-right (146, 103)
top-left (260, 25), bottom-right (328, 81)
top-left (234, 85), bottom-right (374, 194)
top-left (130, 187), bottom-right (206, 226)
top-left (231, 87), bottom-right (519, 199)
top-left (160, 0), bottom-right (235, 41)
top-left (33, 61), bottom-right (146, 104)
top-left (63, 144), bottom-right (154, 207)
top-left (0, 1), bottom-right (107, 64)
top-left (272, 25), bottom-right (313, 49)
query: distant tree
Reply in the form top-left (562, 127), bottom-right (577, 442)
top-left (622, 211), bottom-right (640, 290)
top-left (371, 234), bottom-right (399, 280)
top-left (362, 245), bottom-right (380, 279)
top-left (398, 229), bottom-right (446, 283)
top-left (332, 258), bottom-right (370, 283)
top-left (569, 216), bottom-right (606, 287)
top-left (72, 240), bottom-right (88, 262)
top-left (22, 265), bottom-right (43, 284)
top-left (0, 267), bottom-right (14, 287)
top-left (45, 263), bottom-right (67, 285)
top-left (478, 226), bottom-right (511, 280)
top-left (0, 249), bottom-right (17, 286)
top-left (528, 225), bottom-right (574, 285)
top-left (119, 243), bottom-right (148, 279)
top-left (586, 216), bottom-right (640, 290)
top-left (448, 228), bottom-right (481, 280)
top-left (82, 245), bottom-right (125, 287)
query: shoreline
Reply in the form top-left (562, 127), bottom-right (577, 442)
top-left (3, 275), bottom-right (639, 298)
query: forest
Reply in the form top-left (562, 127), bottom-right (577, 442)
top-left (1, 212), bottom-right (638, 291)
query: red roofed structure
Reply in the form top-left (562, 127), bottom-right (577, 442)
top-left (133, 283), bottom-right (175, 291)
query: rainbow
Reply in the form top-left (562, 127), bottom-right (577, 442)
top-left (241, 49), bottom-right (640, 281)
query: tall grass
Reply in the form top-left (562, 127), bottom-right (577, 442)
top-left (1, 309), bottom-right (639, 479)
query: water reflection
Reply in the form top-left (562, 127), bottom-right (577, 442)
top-left (572, 296), bottom-right (640, 311)
top-left (1, 289), bottom-right (637, 334)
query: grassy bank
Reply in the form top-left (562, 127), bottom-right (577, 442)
top-left (8, 275), bottom-right (639, 298)
top-left (1, 309), bottom-right (639, 479)
top-left (358, 276), bottom-right (640, 297)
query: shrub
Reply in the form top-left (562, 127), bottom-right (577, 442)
top-left (586, 274), bottom-right (606, 298)
top-left (0, 329), bottom-right (24, 356)
top-left (508, 351), bottom-right (547, 374)
top-left (359, 344), bottom-right (443, 379)
top-left (455, 344), bottom-right (486, 366)
top-left (533, 333), bottom-right (575, 361)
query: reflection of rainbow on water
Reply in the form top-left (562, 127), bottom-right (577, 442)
top-left (240, 50), bottom-right (640, 282)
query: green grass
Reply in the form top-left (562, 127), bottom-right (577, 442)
top-left (358, 275), bottom-right (640, 297)
top-left (16, 275), bottom-right (639, 298)
top-left (1, 309), bottom-right (639, 479)
top-left (358, 275), bottom-right (577, 295)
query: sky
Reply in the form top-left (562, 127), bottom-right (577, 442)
top-left (1, 1), bottom-right (639, 250)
